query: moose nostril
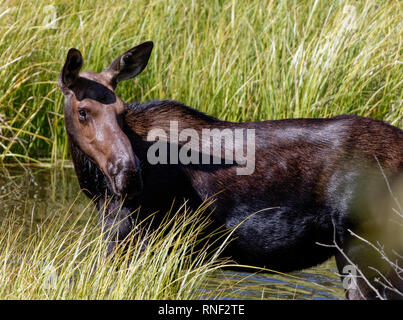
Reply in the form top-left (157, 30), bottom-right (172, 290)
top-left (106, 156), bottom-right (140, 197)
top-left (108, 158), bottom-right (128, 177)
top-left (107, 162), bottom-right (118, 177)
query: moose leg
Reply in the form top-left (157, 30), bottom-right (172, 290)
top-left (97, 197), bottom-right (134, 256)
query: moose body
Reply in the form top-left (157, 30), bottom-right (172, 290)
top-left (59, 41), bottom-right (403, 299)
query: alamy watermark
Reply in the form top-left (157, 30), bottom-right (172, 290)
top-left (341, 264), bottom-right (358, 290)
top-left (43, 5), bottom-right (58, 29)
top-left (43, 265), bottom-right (58, 289)
top-left (146, 121), bottom-right (256, 175)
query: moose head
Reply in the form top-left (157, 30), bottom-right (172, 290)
top-left (58, 41), bottom-right (153, 198)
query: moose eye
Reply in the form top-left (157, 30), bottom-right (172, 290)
top-left (78, 109), bottom-right (87, 120)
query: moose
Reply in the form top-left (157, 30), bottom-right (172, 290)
top-left (58, 41), bottom-right (403, 299)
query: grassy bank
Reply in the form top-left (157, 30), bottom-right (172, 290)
top-left (0, 0), bottom-right (401, 165)
top-left (0, 194), bottom-right (230, 299)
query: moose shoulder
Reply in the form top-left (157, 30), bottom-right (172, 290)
top-left (58, 41), bottom-right (403, 300)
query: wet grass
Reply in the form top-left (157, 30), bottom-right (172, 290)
top-left (0, 193), bottom-right (231, 299)
top-left (0, 0), bottom-right (402, 165)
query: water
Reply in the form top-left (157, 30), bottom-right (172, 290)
top-left (0, 166), bottom-right (345, 300)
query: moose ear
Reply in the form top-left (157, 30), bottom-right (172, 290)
top-left (103, 41), bottom-right (153, 88)
top-left (58, 48), bottom-right (83, 94)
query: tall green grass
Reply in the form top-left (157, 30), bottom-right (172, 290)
top-left (0, 195), bottom-right (230, 299)
top-left (0, 0), bottom-right (402, 165)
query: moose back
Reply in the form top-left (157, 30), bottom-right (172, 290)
top-left (58, 41), bottom-right (403, 299)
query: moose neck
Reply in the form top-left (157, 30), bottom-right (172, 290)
top-left (123, 99), bottom-right (236, 175)
top-left (124, 99), bottom-right (224, 137)
top-left (122, 99), bottom-right (249, 204)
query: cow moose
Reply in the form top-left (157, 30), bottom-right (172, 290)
top-left (58, 41), bottom-right (403, 299)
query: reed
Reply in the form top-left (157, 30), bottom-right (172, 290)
top-left (0, 195), bottom-right (231, 299)
top-left (0, 0), bottom-right (401, 165)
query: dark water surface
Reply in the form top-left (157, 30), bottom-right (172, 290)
top-left (0, 167), bottom-right (344, 300)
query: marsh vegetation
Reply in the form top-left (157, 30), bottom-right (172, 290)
top-left (0, 0), bottom-right (401, 299)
